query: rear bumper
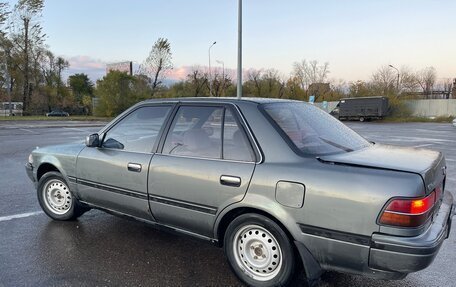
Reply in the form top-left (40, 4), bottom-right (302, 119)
top-left (369, 191), bottom-right (454, 273)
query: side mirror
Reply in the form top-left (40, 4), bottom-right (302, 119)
top-left (85, 133), bottom-right (100, 147)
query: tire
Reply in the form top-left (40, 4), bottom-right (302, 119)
top-left (359, 117), bottom-right (365, 122)
top-left (224, 213), bottom-right (296, 287)
top-left (37, 171), bottom-right (88, 220)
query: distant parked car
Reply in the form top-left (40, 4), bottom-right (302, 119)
top-left (27, 98), bottom-right (454, 287)
top-left (453, 118), bottom-right (456, 127)
top-left (46, 110), bottom-right (69, 117)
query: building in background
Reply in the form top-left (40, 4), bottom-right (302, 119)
top-left (1, 102), bottom-right (23, 116)
top-left (106, 61), bottom-right (133, 75)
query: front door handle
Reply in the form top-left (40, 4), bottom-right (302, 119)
top-left (220, 175), bottom-right (241, 187)
top-left (127, 163), bottom-right (142, 172)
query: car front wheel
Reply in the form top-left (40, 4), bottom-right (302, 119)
top-left (224, 213), bottom-right (296, 287)
top-left (37, 171), bottom-right (88, 220)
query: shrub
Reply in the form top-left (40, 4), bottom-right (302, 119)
top-left (388, 97), bottom-right (412, 118)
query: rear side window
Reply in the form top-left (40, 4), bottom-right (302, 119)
top-left (263, 102), bottom-right (370, 156)
top-left (163, 105), bottom-right (255, 161)
top-left (102, 106), bottom-right (171, 153)
top-left (223, 109), bottom-right (255, 162)
top-left (163, 106), bottom-right (223, 159)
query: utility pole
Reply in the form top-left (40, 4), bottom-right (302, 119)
top-left (237, 0), bottom-right (242, 99)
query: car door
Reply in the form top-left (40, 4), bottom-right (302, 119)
top-left (148, 104), bottom-right (258, 237)
top-left (76, 104), bottom-right (173, 220)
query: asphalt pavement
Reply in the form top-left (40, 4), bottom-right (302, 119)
top-left (0, 121), bottom-right (454, 287)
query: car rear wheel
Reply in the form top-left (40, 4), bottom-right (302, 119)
top-left (37, 171), bottom-right (88, 220)
top-left (224, 213), bottom-right (296, 287)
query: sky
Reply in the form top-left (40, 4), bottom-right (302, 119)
top-left (12, 0), bottom-right (456, 83)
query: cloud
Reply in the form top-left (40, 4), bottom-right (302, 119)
top-left (62, 55), bottom-right (107, 82)
top-left (167, 66), bottom-right (191, 80)
top-left (66, 55), bottom-right (106, 70)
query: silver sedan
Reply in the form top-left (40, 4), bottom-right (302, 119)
top-left (26, 98), bottom-right (454, 287)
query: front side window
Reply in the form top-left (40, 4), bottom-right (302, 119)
top-left (102, 106), bottom-right (171, 153)
top-left (263, 102), bottom-right (370, 156)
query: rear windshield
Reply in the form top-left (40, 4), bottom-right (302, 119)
top-left (262, 102), bottom-right (370, 156)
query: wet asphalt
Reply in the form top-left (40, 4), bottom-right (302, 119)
top-left (0, 121), bottom-right (454, 287)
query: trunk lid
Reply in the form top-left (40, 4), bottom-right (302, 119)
top-left (320, 144), bottom-right (446, 194)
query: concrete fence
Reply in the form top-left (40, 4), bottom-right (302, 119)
top-left (406, 99), bottom-right (456, 117)
top-left (314, 99), bottom-right (456, 117)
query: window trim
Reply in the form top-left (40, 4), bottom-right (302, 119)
top-left (220, 107), bottom-right (226, 159)
top-left (99, 103), bottom-right (176, 154)
top-left (157, 102), bottom-right (261, 163)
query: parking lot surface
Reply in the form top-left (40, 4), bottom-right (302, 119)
top-left (0, 121), bottom-right (454, 286)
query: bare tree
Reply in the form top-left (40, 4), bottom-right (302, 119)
top-left (398, 66), bottom-right (419, 93)
top-left (371, 65), bottom-right (396, 95)
top-left (210, 68), bottom-right (232, 97)
top-left (292, 59), bottom-right (330, 91)
top-left (186, 66), bottom-right (207, 97)
top-left (138, 37), bottom-right (173, 96)
top-left (261, 68), bottom-right (285, 97)
top-left (416, 67), bottom-right (436, 96)
top-left (246, 69), bottom-right (263, 97)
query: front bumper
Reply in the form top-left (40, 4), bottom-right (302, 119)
top-left (25, 163), bottom-right (36, 183)
top-left (369, 191), bottom-right (454, 273)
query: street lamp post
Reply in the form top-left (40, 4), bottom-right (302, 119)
top-left (237, 0), bottom-right (242, 99)
top-left (216, 60), bottom-right (224, 97)
top-left (389, 64), bottom-right (400, 96)
top-left (208, 41), bottom-right (217, 97)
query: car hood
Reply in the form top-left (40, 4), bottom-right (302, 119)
top-left (320, 143), bottom-right (446, 194)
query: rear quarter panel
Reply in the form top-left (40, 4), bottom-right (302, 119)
top-left (232, 160), bottom-right (424, 274)
top-left (240, 160), bottom-right (424, 238)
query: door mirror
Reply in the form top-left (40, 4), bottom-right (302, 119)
top-left (85, 133), bottom-right (100, 147)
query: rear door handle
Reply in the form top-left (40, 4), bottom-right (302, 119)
top-left (220, 175), bottom-right (241, 187)
top-left (127, 163), bottom-right (142, 172)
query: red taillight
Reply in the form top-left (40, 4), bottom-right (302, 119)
top-left (379, 192), bottom-right (436, 227)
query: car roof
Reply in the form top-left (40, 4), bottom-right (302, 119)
top-left (140, 97), bottom-right (298, 105)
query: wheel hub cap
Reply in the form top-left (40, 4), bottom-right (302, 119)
top-left (43, 180), bottom-right (72, 215)
top-left (233, 225), bottom-right (283, 281)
